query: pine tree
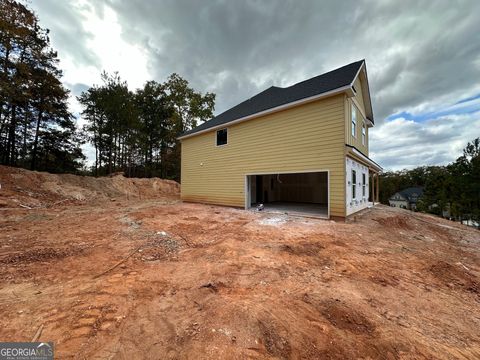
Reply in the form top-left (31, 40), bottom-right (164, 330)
top-left (79, 72), bottom-right (215, 180)
top-left (0, 0), bottom-right (83, 172)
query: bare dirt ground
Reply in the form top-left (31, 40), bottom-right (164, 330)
top-left (0, 166), bottom-right (479, 359)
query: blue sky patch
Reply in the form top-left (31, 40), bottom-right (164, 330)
top-left (387, 94), bottom-right (480, 123)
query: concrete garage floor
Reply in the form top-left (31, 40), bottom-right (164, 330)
top-left (259, 202), bottom-right (328, 218)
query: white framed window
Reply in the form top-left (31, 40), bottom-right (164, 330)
top-left (351, 105), bottom-right (357, 137)
top-left (362, 173), bottom-right (366, 197)
top-left (216, 128), bottom-right (228, 146)
top-left (352, 169), bottom-right (356, 199)
top-left (362, 123), bottom-right (366, 145)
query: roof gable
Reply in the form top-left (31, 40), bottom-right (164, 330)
top-left (399, 187), bottom-right (424, 202)
top-left (180, 60), bottom-right (368, 139)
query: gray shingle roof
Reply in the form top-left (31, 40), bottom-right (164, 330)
top-left (391, 187), bottom-right (424, 203)
top-left (181, 60), bottom-right (365, 137)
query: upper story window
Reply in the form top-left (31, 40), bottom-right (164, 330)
top-left (362, 123), bottom-right (366, 145)
top-left (351, 105), bottom-right (357, 137)
top-left (217, 129), bottom-right (228, 146)
top-left (216, 128), bottom-right (228, 146)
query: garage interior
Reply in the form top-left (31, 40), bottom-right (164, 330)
top-left (247, 172), bottom-right (328, 218)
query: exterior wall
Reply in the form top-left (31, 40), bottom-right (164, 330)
top-left (389, 199), bottom-right (409, 209)
top-left (345, 76), bottom-right (369, 156)
top-left (389, 192), bottom-right (408, 209)
top-left (181, 94), bottom-right (347, 217)
top-left (345, 156), bottom-right (369, 216)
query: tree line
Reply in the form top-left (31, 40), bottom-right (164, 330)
top-left (0, 0), bottom-right (215, 180)
top-left (0, 0), bottom-right (83, 173)
top-left (380, 138), bottom-right (480, 225)
top-left (78, 72), bottom-right (215, 180)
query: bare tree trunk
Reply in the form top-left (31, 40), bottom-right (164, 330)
top-left (160, 140), bottom-right (166, 178)
top-left (0, 104), bottom-right (10, 161)
top-left (22, 107), bottom-right (28, 165)
top-left (0, 103), bottom-right (6, 134)
top-left (113, 133), bottom-right (117, 172)
top-left (148, 137), bottom-right (153, 177)
top-left (7, 105), bottom-right (17, 165)
top-left (108, 135), bottom-right (113, 175)
top-left (98, 149), bottom-right (102, 175)
top-left (0, 47), bottom-right (10, 129)
top-left (30, 109), bottom-right (43, 170)
top-left (93, 130), bottom-right (98, 177)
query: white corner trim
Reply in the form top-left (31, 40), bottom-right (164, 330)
top-left (178, 85), bottom-right (352, 140)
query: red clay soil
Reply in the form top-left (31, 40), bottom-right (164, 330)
top-left (0, 166), bottom-right (479, 359)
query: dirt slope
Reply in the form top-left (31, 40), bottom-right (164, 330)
top-left (0, 166), bottom-right (479, 359)
top-left (0, 165), bottom-right (180, 208)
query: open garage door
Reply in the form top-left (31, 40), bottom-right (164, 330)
top-left (246, 171), bottom-right (329, 218)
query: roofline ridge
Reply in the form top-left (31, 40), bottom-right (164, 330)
top-left (283, 59), bottom-right (364, 90)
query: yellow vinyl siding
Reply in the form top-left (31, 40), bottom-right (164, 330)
top-left (346, 76), bottom-right (369, 156)
top-left (352, 77), bottom-right (366, 114)
top-left (181, 94), bottom-right (347, 217)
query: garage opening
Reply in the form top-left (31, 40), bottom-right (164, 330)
top-left (246, 171), bottom-right (329, 218)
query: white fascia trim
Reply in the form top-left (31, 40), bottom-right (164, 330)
top-left (350, 61), bottom-right (365, 89)
top-left (349, 147), bottom-right (383, 172)
top-left (178, 85), bottom-right (351, 140)
top-left (349, 60), bottom-right (375, 126)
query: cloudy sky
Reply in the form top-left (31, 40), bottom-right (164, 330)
top-left (28, 0), bottom-right (480, 170)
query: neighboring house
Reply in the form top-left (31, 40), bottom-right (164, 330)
top-left (389, 187), bottom-right (424, 210)
top-left (179, 60), bottom-right (382, 220)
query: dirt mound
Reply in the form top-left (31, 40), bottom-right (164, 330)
top-left (429, 261), bottom-right (479, 294)
top-left (0, 165), bottom-right (180, 208)
top-left (303, 295), bottom-right (376, 335)
top-left (320, 300), bottom-right (375, 334)
top-left (373, 215), bottom-right (413, 230)
top-left (258, 320), bottom-right (292, 358)
top-left (280, 242), bottom-right (325, 256)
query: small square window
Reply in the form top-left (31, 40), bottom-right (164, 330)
top-left (216, 128), bottom-right (228, 146)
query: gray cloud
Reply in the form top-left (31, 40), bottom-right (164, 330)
top-left (26, 0), bottom-right (480, 169)
top-left (106, 0), bottom-right (361, 113)
top-left (30, 0), bottom-right (100, 68)
top-left (67, 83), bottom-right (90, 97)
top-left (370, 112), bottom-right (480, 170)
top-left (106, 0), bottom-right (480, 119)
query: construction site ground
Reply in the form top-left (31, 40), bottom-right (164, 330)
top-left (0, 166), bottom-right (479, 359)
